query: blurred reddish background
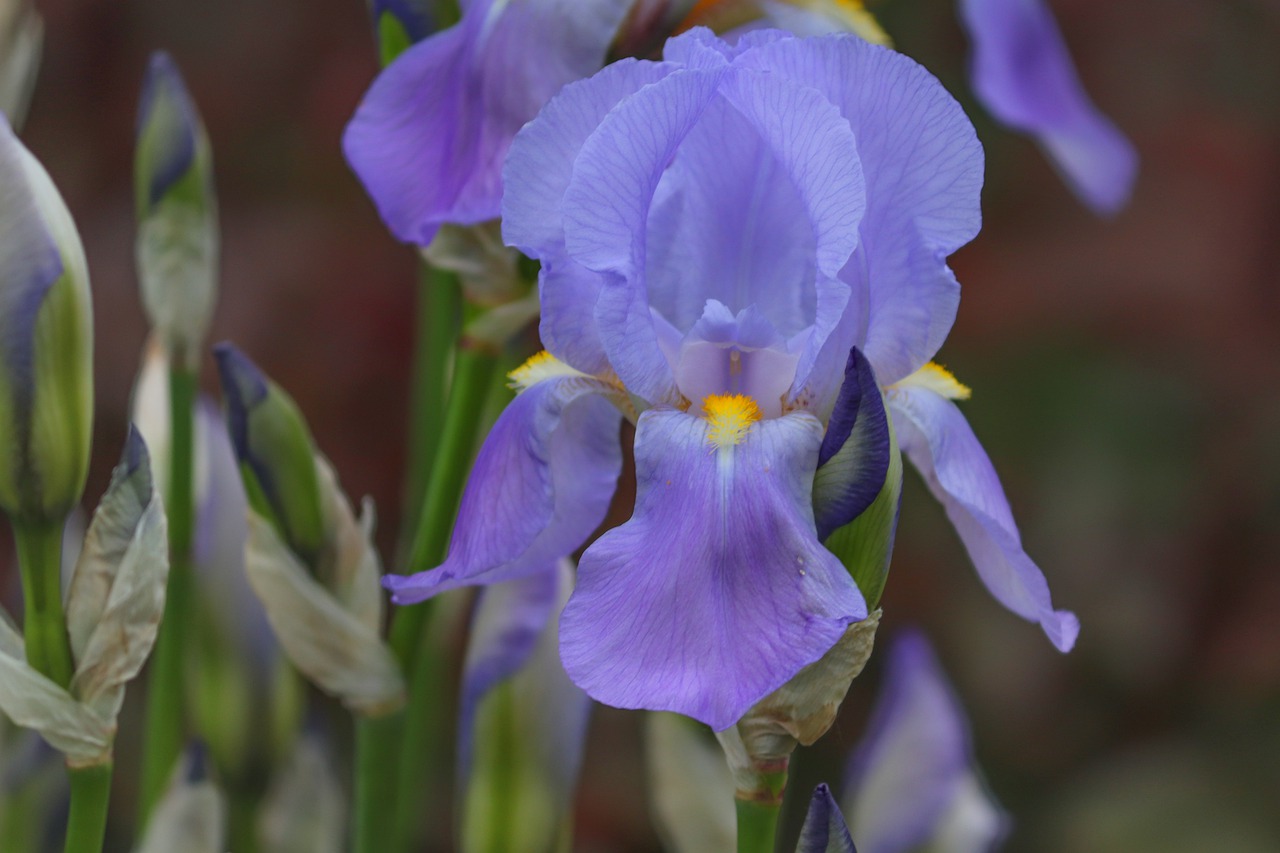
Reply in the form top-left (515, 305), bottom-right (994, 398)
top-left (4, 0), bottom-right (1280, 850)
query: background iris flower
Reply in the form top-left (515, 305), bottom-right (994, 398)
top-left (342, 0), bottom-right (634, 246)
top-left (387, 27), bottom-right (1074, 731)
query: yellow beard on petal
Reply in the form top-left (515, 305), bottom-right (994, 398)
top-left (891, 362), bottom-right (973, 400)
top-left (508, 350), bottom-right (586, 391)
top-left (703, 393), bottom-right (763, 448)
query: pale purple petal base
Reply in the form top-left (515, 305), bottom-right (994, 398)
top-left (561, 409), bottom-right (865, 730)
top-left (889, 387), bottom-right (1079, 651)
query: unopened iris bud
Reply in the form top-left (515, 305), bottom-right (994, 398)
top-left (218, 344), bottom-right (403, 716)
top-left (0, 114), bottom-right (93, 524)
top-left (135, 52), bottom-right (218, 370)
top-left (0, 0), bottom-right (43, 131)
top-left (370, 0), bottom-right (440, 65)
top-left (213, 344), bottom-right (325, 568)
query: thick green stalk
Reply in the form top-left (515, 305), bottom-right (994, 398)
top-left (63, 763), bottom-right (112, 853)
top-left (735, 769), bottom-right (787, 853)
top-left (354, 712), bottom-right (404, 853)
top-left (13, 519), bottom-right (74, 687)
top-left (400, 265), bottom-right (462, 553)
top-left (389, 345), bottom-right (498, 852)
top-left (138, 366), bottom-right (198, 823)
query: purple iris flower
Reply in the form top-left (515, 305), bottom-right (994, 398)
top-left (958, 0), bottom-right (1137, 215)
top-left (842, 630), bottom-right (1008, 853)
top-left (387, 28), bottom-right (1074, 730)
top-left (342, 0), bottom-right (634, 246)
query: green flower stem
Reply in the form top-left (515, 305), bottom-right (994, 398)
top-left (353, 343), bottom-right (497, 853)
top-left (13, 518), bottom-right (74, 688)
top-left (353, 711), bottom-right (403, 853)
top-left (735, 769), bottom-right (787, 853)
top-left (400, 264), bottom-right (462, 555)
top-left (138, 365), bottom-right (198, 824)
top-left (63, 763), bottom-right (112, 853)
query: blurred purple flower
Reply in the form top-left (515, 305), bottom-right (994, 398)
top-left (842, 629), bottom-right (1008, 853)
top-left (958, 0), bottom-right (1137, 214)
top-left (343, 0), bottom-right (633, 246)
top-left (388, 28), bottom-right (1074, 730)
top-left (457, 561), bottom-right (590, 848)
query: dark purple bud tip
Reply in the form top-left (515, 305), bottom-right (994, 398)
top-left (372, 0), bottom-right (435, 42)
top-left (184, 739), bottom-right (210, 784)
top-left (797, 783), bottom-right (857, 853)
top-left (213, 342), bottom-right (267, 465)
top-left (137, 50), bottom-right (199, 208)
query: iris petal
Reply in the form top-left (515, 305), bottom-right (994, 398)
top-left (560, 408), bottom-right (865, 730)
top-left (842, 629), bottom-right (1007, 853)
top-left (959, 0), bottom-right (1137, 215)
top-left (738, 35), bottom-right (984, 384)
top-left (384, 374), bottom-right (622, 602)
top-left (504, 58), bottom-right (678, 376)
top-left (457, 562), bottom-right (590, 833)
top-left (888, 386), bottom-right (1078, 651)
top-left (343, 0), bottom-right (628, 245)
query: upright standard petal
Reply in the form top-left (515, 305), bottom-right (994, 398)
top-left (797, 784), bottom-right (857, 853)
top-left (738, 35), bottom-right (983, 385)
top-left (504, 58), bottom-right (678, 375)
top-left (888, 384), bottom-right (1078, 651)
top-left (842, 630), bottom-right (1006, 853)
top-left (564, 66), bottom-right (728, 404)
top-left (343, 0), bottom-right (630, 245)
top-left (959, 0), bottom-right (1137, 215)
top-left (384, 362), bottom-right (623, 602)
top-left (561, 407), bottom-right (865, 730)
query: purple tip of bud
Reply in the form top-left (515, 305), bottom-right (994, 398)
top-left (116, 423), bottom-right (155, 505)
top-left (184, 739), bottom-right (210, 784)
top-left (372, 0), bottom-right (435, 42)
top-left (120, 423), bottom-right (147, 475)
top-left (0, 113), bottom-right (65, 405)
top-left (819, 348), bottom-right (868, 468)
top-left (798, 783), bottom-right (858, 853)
top-left (137, 51), bottom-right (199, 208)
top-left (814, 346), bottom-right (891, 540)
top-left (212, 342), bottom-right (267, 466)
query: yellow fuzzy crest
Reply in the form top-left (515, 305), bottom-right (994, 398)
top-left (508, 351), bottom-right (584, 391)
top-left (703, 394), bottom-right (762, 448)
top-left (894, 362), bottom-right (972, 400)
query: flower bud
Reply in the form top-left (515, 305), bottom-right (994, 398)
top-left (370, 0), bottom-right (439, 65)
top-left (213, 344), bottom-right (326, 567)
top-left (716, 611), bottom-right (881, 803)
top-left (814, 347), bottom-right (900, 609)
top-left (0, 114), bottom-right (93, 524)
top-left (216, 344), bottom-right (404, 716)
top-left (0, 0), bottom-right (43, 131)
top-left (135, 52), bottom-right (218, 370)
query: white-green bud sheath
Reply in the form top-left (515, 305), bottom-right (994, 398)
top-left (0, 0), bottom-right (43, 132)
top-left (0, 113), bottom-right (93, 524)
top-left (134, 52), bottom-right (217, 370)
